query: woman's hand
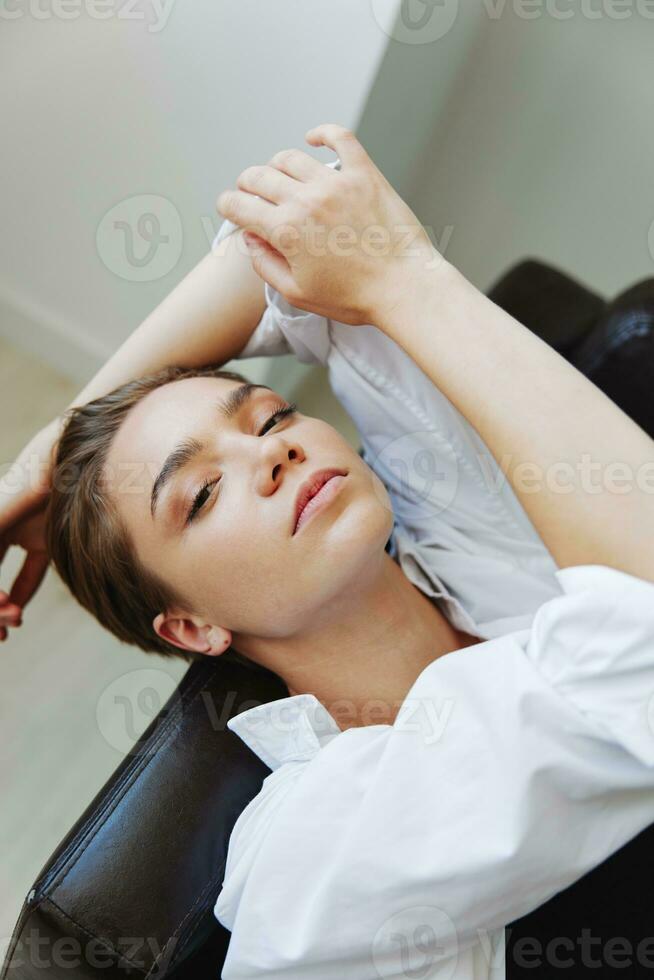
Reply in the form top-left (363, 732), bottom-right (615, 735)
top-left (216, 123), bottom-right (440, 327)
top-left (0, 417), bottom-right (62, 641)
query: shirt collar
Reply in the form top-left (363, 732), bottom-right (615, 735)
top-left (227, 693), bottom-right (342, 771)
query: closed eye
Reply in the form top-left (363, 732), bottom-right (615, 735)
top-left (185, 401), bottom-right (298, 525)
top-left (257, 402), bottom-right (298, 436)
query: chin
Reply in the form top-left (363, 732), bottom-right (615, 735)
top-left (252, 503), bottom-right (394, 638)
top-left (313, 496), bottom-right (393, 584)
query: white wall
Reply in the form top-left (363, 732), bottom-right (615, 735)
top-left (4, 2), bottom-right (650, 387)
top-left (0, 0), bottom-right (391, 383)
top-left (406, 5), bottom-right (654, 296)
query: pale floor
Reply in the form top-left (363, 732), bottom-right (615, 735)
top-left (0, 336), bottom-right (360, 954)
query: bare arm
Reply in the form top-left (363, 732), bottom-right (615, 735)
top-left (67, 227), bottom-right (265, 410)
top-left (216, 122), bottom-right (654, 584)
top-left (0, 227), bottom-right (265, 626)
top-left (375, 259), bottom-right (654, 581)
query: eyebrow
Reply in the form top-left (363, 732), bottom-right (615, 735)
top-left (150, 382), bottom-right (272, 520)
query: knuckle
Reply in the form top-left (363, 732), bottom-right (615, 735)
top-left (298, 187), bottom-right (324, 215)
top-left (237, 165), bottom-right (265, 190)
top-left (269, 148), bottom-right (298, 170)
top-left (216, 189), bottom-right (233, 214)
top-left (270, 222), bottom-right (301, 256)
top-left (282, 203), bottom-right (305, 229)
top-left (269, 217), bottom-right (295, 246)
top-left (321, 122), bottom-right (355, 140)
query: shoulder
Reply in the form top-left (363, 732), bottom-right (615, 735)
top-left (214, 760), bottom-right (308, 932)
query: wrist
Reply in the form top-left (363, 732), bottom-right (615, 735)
top-left (370, 249), bottom-right (461, 338)
top-left (35, 416), bottom-right (66, 475)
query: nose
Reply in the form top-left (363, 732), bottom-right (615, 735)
top-left (254, 432), bottom-right (306, 496)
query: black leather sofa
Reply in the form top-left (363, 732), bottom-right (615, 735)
top-left (3, 260), bottom-right (654, 980)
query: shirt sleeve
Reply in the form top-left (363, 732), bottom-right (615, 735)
top-left (217, 564), bottom-right (654, 979)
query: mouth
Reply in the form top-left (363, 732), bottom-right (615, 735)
top-left (292, 468), bottom-right (348, 536)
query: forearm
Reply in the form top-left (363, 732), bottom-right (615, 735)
top-left (67, 228), bottom-right (265, 411)
top-left (375, 257), bottom-right (654, 581)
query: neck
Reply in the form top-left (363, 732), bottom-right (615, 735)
top-left (237, 552), bottom-right (478, 731)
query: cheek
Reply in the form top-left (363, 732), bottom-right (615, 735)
top-left (190, 543), bottom-right (301, 636)
top-left (182, 514), bottom-right (279, 607)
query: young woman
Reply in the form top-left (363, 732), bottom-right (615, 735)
top-left (2, 124), bottom-right (654, 978)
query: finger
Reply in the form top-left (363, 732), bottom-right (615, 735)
top-left (243, 233), bottom-right (299, 299)
top-left (236, 165), bottom-right (299, 206)
top-left (0, 584), bottom-right (22, 622)
top-left (0, 589), bottom-right (20, 611)
top-left (216, 189), bottom-right (278, 238)
top-left (304, 124), bottom-right (368, 169)
top-left (0, 606), bottom-right (23, 626)
top-left (267, 148), bottom-right (333, 182)
top-left (9, 551), bottom-right (49, 609)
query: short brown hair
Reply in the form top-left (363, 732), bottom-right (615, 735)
top-left (45, 364), bottom-right (257, 665)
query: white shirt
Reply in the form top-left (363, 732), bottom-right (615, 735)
top-left (209, 209), bottom-right (654, 979)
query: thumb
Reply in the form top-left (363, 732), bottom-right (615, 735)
top-left (243, 233), bottom-right (298, 297)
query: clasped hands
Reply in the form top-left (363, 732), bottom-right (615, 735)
top-left (216, 123), bottom-right (440, 328)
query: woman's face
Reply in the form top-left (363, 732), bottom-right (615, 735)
top-left (103, 376), bottom-right (393, 648)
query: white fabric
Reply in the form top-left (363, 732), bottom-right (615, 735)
top-left (209, 204), bottom-right (654, 979)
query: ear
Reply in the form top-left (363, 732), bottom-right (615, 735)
top-left (152, 611), bottom-right (232, 657)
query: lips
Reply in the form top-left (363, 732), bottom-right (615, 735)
top-left (292, 468), bottom-right (348, 535)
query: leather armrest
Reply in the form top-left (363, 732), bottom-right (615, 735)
top-left (1, 659), bottom-right (287, 980)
